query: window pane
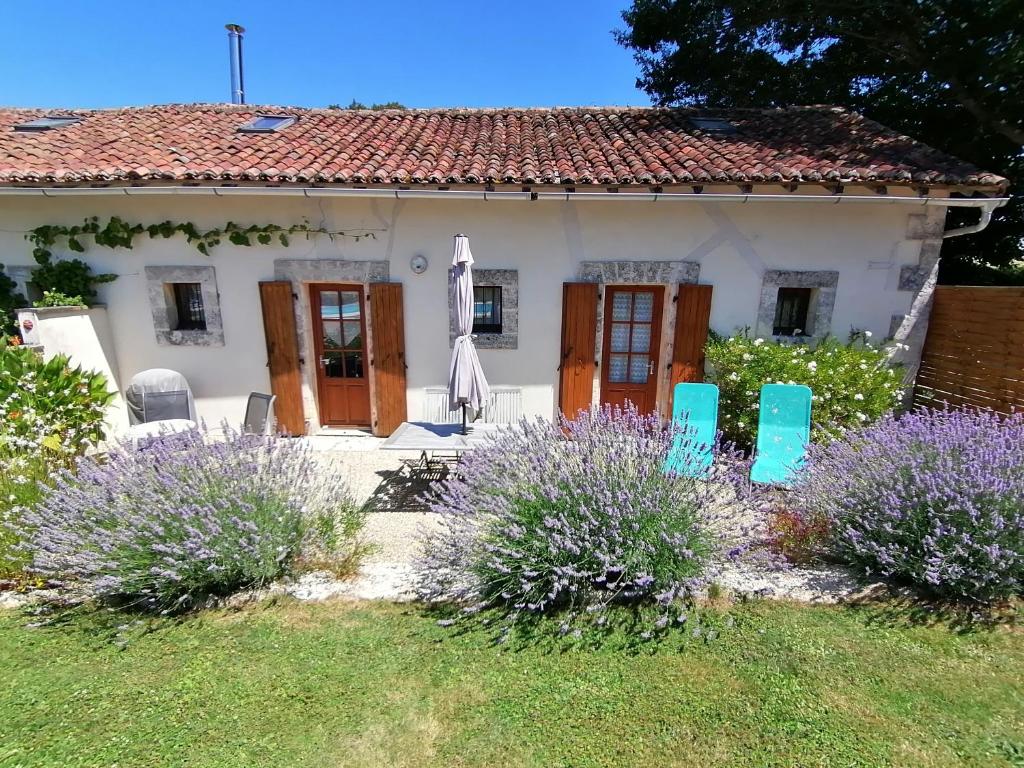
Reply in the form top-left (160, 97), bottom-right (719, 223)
top-left (320, 291), bottom-right (340, 319)
top-left (611, 292), bottom-right (632, 321)
top-left (629, 355), bottom-right (649, 383)
top-left (322, 321), bottom-right (343, 349)
top-left (631, 324), bottom-right (651, 353)
top-left (172, 283), bottom-right (206, 331)
top-left (342, 320), bottom-right (363, 349)
top-left (610, 323), bottom-right (630, 353)
top-left (343, 352), bottom-right (364, 378)
top-left (633, 292), bottom-right (654, 322)
top-left (773, 287), bottom-right (812, 335)
top-left (341, 291), bottom-right (361, 320)
top-left (322, 352), bottom-right (344, 378)
top-left (473, 286), bottom-right (502, 333)
top-left (608, 354), bottom-right (628, 383)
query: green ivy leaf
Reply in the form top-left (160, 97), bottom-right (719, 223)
top-left (279, 233), bottom-right (289, 247)
top-left (67, 237), bottom-right (85, 253)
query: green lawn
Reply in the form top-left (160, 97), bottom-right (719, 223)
top-left (1, 600), bottom-right (1022, 768)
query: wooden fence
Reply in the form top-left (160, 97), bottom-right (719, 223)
top-left (914, 286), bottom-right (1024, 413)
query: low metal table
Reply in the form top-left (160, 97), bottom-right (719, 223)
top-left (380, 421), bottom-right (503, 472)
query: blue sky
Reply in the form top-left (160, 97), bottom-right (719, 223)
top-left (1, 1), bottom-right (650, 109)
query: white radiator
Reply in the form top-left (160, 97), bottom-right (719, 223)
top-left (422, 386), bottom-right (523, 424)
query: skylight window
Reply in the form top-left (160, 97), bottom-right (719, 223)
top-left (14, 115), bottom-right (81, 131)
top-left (238, 115), bottom-right (297, 133)
top-left (689, 117), bottom-right (737, 134)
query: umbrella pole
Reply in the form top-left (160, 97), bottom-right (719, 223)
top-left (461, 403), bottom-right (468, 435)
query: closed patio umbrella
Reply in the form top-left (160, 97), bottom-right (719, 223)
top-left (448, 234), bottom-right (490, 434)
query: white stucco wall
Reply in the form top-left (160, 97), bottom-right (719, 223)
top-left (14, 305), bottom-right (128, 435)
top-left (0, 188), bottom-right (931, 431)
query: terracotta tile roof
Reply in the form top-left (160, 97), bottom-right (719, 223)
top-left (0, 104), bottom-right (1006, 189)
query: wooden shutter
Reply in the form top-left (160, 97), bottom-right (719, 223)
top-left (558, 282), bottom-right (599, 418)
top-left (258, 281), bottom-right (305, 436)
top-left (369, 282), bottom-right (407, 436)
top-left (671, 284), bottom-right (714, 399)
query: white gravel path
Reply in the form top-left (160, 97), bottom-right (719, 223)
top-left (300, 442), bottom-right (441, 602)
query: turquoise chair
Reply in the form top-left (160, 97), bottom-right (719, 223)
top-left (750, 384), bottom-right (812, 486)
top-left (664, 383), bottom-right (719, 478)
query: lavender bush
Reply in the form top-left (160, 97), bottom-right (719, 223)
top-left (415, 405), bottom-right (757, 629)
top-left (18, 428), bottom-right (363, 609)
top-left (793, 407), bottom-right (1024, 600)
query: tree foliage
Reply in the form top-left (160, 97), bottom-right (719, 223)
top-left (616, 0), bottom-right (1023, 282)
top-left (329, 100), bottom-right (406, 110)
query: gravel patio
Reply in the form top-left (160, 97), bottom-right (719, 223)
top-left (290, 433), bottom-right (866, 605)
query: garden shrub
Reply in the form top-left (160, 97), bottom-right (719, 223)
top-left (18, 428), bottom-right (364, 610)
top-left (0, 453), bottom-right (49, 582)
top-left (0, 264), bottom-right (26, 336)
top-left (28, 254), bottom-right (115, 306)
top-left (765, 505), bottom-right (831, 565)
top-left (0, 344), bottom-right (114, 460)
top-left (792, 407), bottom-right (1024, 600)
top-left (706, 331), bottom-right (903, 447)
top-left (32, 290), bottom-right (85, 308)
top-left (416, 405), bottom-right (756, 630)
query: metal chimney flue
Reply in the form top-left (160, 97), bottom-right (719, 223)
top-left (225, 24), bottom-right (245, 105)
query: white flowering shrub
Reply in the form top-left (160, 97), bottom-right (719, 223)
top-left (0, 343), bottom-right (113, 460)
top-left (706, 331), bottom-right (904, 448)
top-left (1, 343), bottom-right (113, 581)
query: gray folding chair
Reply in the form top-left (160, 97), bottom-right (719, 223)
top-left (243, 392), bottom-right (277, 435)
top-left (142, 390), bottom-right (192, 423)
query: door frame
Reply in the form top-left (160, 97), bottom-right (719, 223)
top-left (598, 285), bottom-right (666, 414)
top-left (308, 282), bottom-right (372, 428)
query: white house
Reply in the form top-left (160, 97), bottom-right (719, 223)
top-left (0, 104), bottom-right (1008, 435)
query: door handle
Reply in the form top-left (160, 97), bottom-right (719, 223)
top-left (648, 360), bottom-right (656, 376)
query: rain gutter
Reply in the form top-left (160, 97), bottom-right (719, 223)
top-left (0, 185), bottom-right (1007, 233)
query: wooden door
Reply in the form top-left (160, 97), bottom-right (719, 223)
top-left (600, 286), bottom-right (664, 414)
top-left (368, 282), bottom-right (407, 436)
top-left (258, 281), bottom-right (305, 435)
top-left (671, 283), bottom-right (714, 397)
top-left (559, 282), bottom-right (599, 419)
top-left (310, 284), bottom-right (371, 427)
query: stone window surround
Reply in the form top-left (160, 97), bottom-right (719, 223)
top-left (273, 258), bottom-right (390, 433)
top-left (448, 268), bottom-right (518, 350)
top-left (144, 265), bottom-right (224, 347)
top-left (756, 269), bottom-right (839, 341)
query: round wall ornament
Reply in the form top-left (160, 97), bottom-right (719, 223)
top-left (410, 254), bottom-right (429, 274)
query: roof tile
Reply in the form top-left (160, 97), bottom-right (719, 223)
top-left (0, 104), bottom-right (1006, 189)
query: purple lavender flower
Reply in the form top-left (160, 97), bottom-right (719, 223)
top-left (792, 406), bottom-right (1024, 600)
top-left (14, 426), bottom-right (361, 610)
top-left (414, 403), bottom-right (761, 629)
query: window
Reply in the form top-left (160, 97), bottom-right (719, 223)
top-left (689, 117), bottom-right (736, 134)
top-left (14, 115), bottom-right (81, 131)
top-left (168, 283), bottom-right (207, 331)
top-left (146, 266), bottom-right (223, 346)
top-left (473, 286), bottom-right (502, 334)
top-left (238, 114), bottom-right (297, 133)
top-left (773, 287), bottom-right (812, 336)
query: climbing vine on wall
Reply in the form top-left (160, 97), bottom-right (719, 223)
top-left (27, 215), bottom-right (376, 260)
top-left (23, 216), bottom-right (378, 306)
